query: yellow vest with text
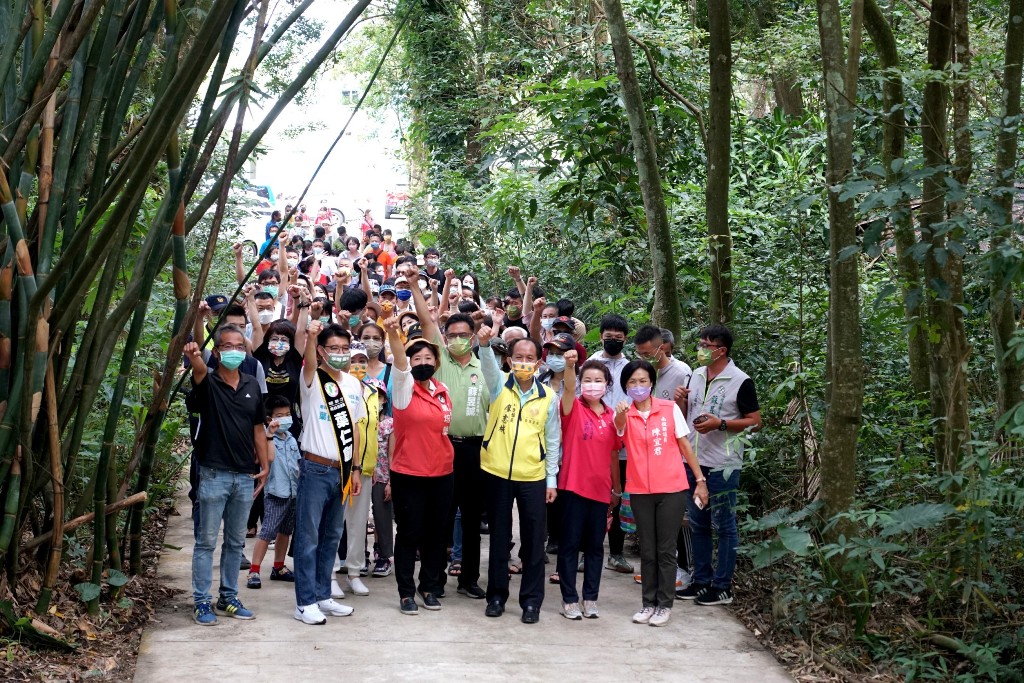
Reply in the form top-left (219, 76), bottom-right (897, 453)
top-left (481, 375), bottom-right (555, 482)
top-left (356, 385), bottom-right (380, 476)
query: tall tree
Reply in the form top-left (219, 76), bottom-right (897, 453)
top-left (602, 0), bottom-right (682, 339)
top-left (990, 0), bottom-right (1024, 421)
top-left (706, 0), bottom-right (733, 324)
top-left (815, 0), bottom-right (864, 524)
top-left (864, 0), bottom-right (930, 396)
top-left (921, 0), bottom-right (971, 473)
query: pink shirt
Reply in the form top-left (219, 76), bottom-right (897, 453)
top-left (558, 397), bottom-right (620, 503)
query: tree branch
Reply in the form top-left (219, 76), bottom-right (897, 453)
top-left (628, 33), bottom-right (707, 148)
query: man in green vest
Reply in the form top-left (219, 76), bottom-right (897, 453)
top-left (401, 264), bottom-right (491, 600)
top-left (477, 325), bottom-right (561, 624)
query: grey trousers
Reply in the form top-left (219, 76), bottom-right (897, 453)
top-left (631, 491), bottom-right (687, 608)
top-left (371, 481), bottom-right (395, 558)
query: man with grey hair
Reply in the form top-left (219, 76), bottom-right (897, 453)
top-left (184, 325), bottom-right (270, 626)
top-left (660, 328), bottom-right (676, 358)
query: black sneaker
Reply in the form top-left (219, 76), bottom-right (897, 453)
top-left (418, 591), bottom-right (442, 611)
top-left (695, 586), bottom-right (733, 606)
top-left (545, 541), bottom-right (559, 554)
top-left (239, 557), bottom-right (251, 571)
top-left (400, 597), bottom-right (419, 615)
top-left (270, 566), bottom-right (295, 582)
top-left (457, 584), bottom-right (486, 599)
top-left (484, 599), bottom-right (504, 617)
top-left (676, 583), bottom-right (710, 600)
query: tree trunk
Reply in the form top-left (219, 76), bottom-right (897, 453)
top-left (706, 0), bottom-right (732, 325)
top-left (771, 72), bottom-right (805, 117)
top-left (602, 0), bottom-right (682, 339)
top-left (815, 0), bottom-right (864, 526)
top-left (921, 0), bottom-right (970, 474)
top-left (863, 0), bottom-right (930, 396)
top-left (991, 0), bottom-right (1024, 420)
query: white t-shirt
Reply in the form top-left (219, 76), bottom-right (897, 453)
top-left (299, 370), bottom-right (367, 461)
top-left (618, 403), bottom-right (690, 439)
top-left (319, 256), bottom-right (337, 279)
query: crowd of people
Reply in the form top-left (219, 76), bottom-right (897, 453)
top-left (183, 208), bottom-right (762, 628)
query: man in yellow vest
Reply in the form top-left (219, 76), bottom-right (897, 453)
top-left (477, 325), bottom-right (561, 624)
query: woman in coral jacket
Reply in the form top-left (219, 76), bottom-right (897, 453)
top-left (613, 360), bottom-right (708, 629)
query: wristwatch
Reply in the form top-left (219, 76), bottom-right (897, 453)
top-left (718, 419), bottom-right (728, 431)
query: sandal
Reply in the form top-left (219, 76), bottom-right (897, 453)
top-left (508, 562), bottom-right (522, 576)
top-left (447, 561), bottom-right (462, 577)
top-left (549, 572), bottom-right (560, 584)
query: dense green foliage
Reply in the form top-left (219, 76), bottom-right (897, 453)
top-left (340, 0), bottom-right (1024, 679)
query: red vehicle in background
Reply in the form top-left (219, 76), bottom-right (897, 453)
top-left (385, 183), bottom-right (409, 219)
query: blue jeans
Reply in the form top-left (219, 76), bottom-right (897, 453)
top-left (686, 466), bottom-right (740, 590)
top-left (192, 466), bottom-right (253, 604)
top-left (293, 459), bottom-right (345, 606)
top-left (452, 508), bottom-right (463, 562)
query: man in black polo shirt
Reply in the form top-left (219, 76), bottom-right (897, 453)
top-left (184, 325), bottom-right (269, 626)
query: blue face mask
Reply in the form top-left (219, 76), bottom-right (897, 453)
top-left (541, 318), bottom-right (555, 331)
top-left (219, 350), bottom-right (245, 370)
top-left (276, 416), bottom-right (293, 432)
top-left (349, 315), bottom-right (361, 327)
top-left (546, 354), bottom-right (566, 373)
top-left (263, 285), bottom-right (279, 298)
top-left (370, 242), bottom-right (380, 250)
top-left (396, 289), bottom-right (412, 301)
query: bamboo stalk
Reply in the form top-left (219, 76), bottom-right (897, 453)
top-left (21, 492), bottom-right (147, 551)
top-left (0, 449), bottom-right (22, 560)
top-left (34, 360), bottom-right (64, 613)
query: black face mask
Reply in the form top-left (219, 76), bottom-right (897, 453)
top-left (410, 363), bottom-right (436, 381)
top-left (603, 339), bottom-right (625, 356)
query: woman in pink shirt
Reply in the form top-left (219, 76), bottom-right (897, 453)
top-left (555, 353), bottom-right (622, 621)
top-left (614, 360), bottom-right (708, 628)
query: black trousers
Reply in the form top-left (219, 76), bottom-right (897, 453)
top-left (546, 493), bottom-right (563, 545)
top-left (631, 491), bottom-right (687, 608)
top-left (557, 490), bottom-right (607, 604)
top-left (606, 460), bottom-right (628, 555)
top-left (391, 471), bottom-right (454, 599)
top-left (484, 472), bottom-right (546, 610)
top-left (449, 436), bottom-right (485, 588)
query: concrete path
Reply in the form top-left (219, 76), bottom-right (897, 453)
top-left (135, 483), bottom-right (792, 682)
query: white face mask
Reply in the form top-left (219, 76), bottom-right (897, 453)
top-left (287, 258), bottom-right (298, 268)
top-left (258, 310), bottom-right (275, 325)
top-left (462, 278), bottom-right (475, 290)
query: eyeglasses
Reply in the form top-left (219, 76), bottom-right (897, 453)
top-left (322, 345), bottom-right (348, 354)
top-left (219, 344), bottom-right (246, 352)
top-left (698, 342), bottom-right (723, 349)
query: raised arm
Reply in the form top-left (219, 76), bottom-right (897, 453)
top-left (560, 349), bottom-right (578, 416)
top-left (528, 296), bottom-right (545, 344)
top-left (476, 325), bottom-right (503, 402)
top-left (408, 263), bottom-right (440, 343)
top-left (184, 342), bottom-right (208, 384)
top-left (384, 316), bottom-right (407, 371)
top-left (508, 265), bottom-right (525, 298)
top-left (303, 319), bottom-right (323, 385)
top-left (194, 301), bottom-right (211, 348)
top-left (358, 257), bottom-right (372, 299)
top-left (233, 243), bottom-right (246, 284)
top-left (522, 275), bottom-right (536, 318)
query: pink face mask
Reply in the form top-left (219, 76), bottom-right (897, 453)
top-left (581, 382), bottom-right (606, 401)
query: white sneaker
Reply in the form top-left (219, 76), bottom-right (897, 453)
top-left (675, 567), bottom-right (692, 590)
top-left (632, 606), bottom-right (655, 624)
top-left (333, 558), bottom-right (343, 572)
top-left (330, 579), bottom-right (346, 599)
top-left (561, 602), bottom-right (582, 620)
top-left (294, 603), bottom-right (327, 625)
top-left (649, 606), bottom-right (671, 627)
top-left (317, 598), bottom-right (354, 617)
top-left (348, 576), bottom-right (370, 596)
top-left (582, 600), bottom-right (600, 619)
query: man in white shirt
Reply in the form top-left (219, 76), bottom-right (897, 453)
top-left (292, 321), bottom-right (365, 625)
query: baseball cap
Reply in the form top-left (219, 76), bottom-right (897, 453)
top-left (205, 294), bottom-right (229, 312)
top-left (395, 276), bottom-right (409, 285)
top-left (349, 341), bottom-right (368, 360)
top-left (552, 316), bottom-right (574, 330)
top-left (544, 332), bottom-right (575, 352)
top-left (490, 338), bottom-right (509, 357)
top-left (379, 283), bottom-right (396, 295)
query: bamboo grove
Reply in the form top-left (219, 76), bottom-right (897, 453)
top-left (0, 0), bottom-right (374, 614)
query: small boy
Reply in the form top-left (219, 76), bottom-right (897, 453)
top-left (247, 395), bottom-right (300, 589)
